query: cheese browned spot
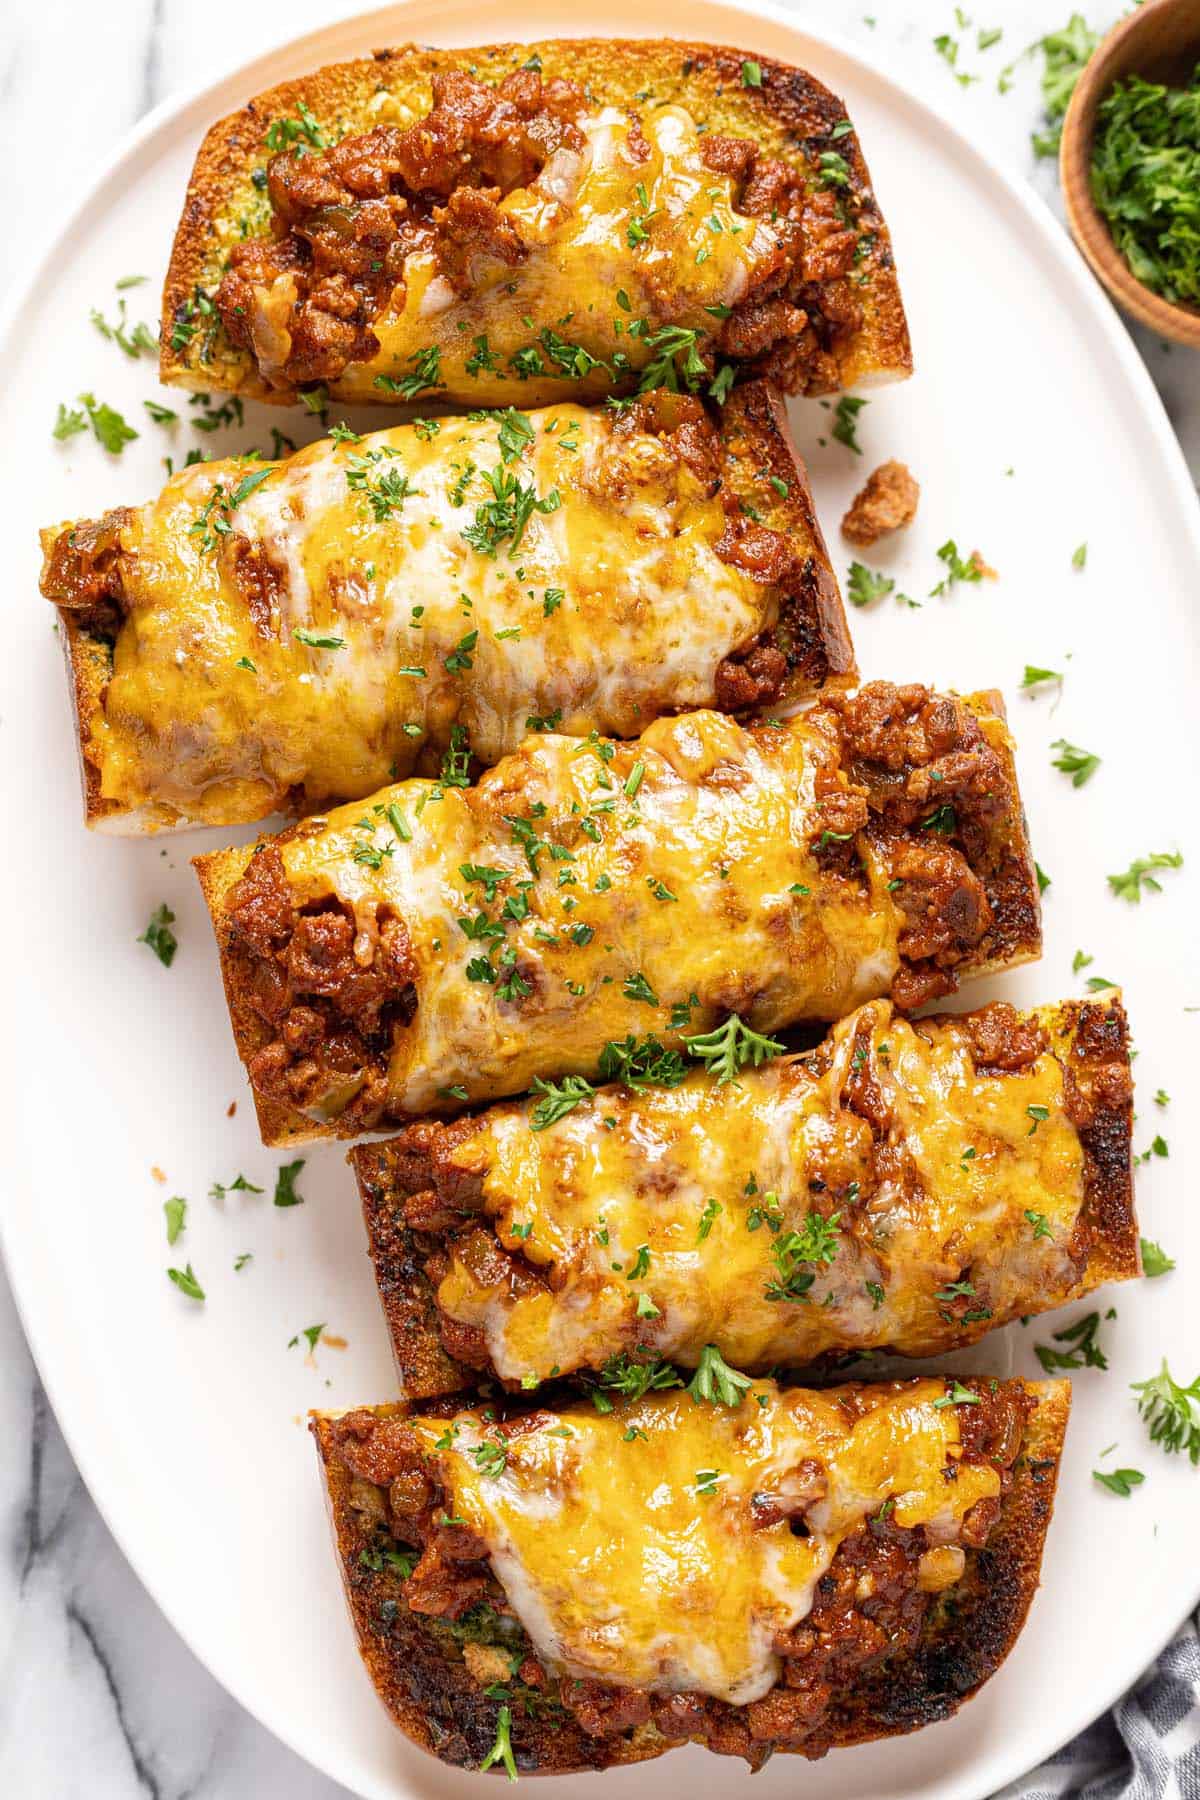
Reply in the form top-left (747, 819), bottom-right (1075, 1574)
top-left (429, 997), bottom-right (1128, 1383)
top-left (411, 1381), bottom-right (1000, 1704)
top-left (42, 401), bottom-right (796, 826)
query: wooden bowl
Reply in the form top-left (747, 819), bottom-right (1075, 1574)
top-left (1061, 0), bottom-right (1200, 346)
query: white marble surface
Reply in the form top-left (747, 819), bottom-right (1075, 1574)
top-left (0, 2), bottom-right (1194, 1795)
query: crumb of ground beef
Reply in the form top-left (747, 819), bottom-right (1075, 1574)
top-left (840, 460), bottom-right (920, 548)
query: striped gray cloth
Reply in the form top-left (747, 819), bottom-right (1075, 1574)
top-left (994, 1613), bottom-right (1200, 1799)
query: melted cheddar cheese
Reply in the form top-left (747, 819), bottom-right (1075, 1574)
top-left (435, 999), bottom-right (1092, 1382)
top-left (93, 406), bottom-right (773, 825)
top-left (413, 1382), bottom-right (999, 1702)
top-left (272, 710), bottom-right (904, 1117)
top-left (251, 105), bottom-right (781, 407)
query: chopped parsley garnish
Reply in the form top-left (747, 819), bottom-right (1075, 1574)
top-left (1026, 1102), bottom-right (1050, 1134)
top-left (1025, 1209), bottom-right (1053, 1240)
top-left (469, 1438), bottom-right (509, 1478)
top-left (626, 181), bottom-right (659, 247)
top-left (589, 1354), bottom-right (679, 1415)
top-left (294, 627), bottom-right (345, 650)
top-left (933, 33), bottom-right (978, 89)
top-left (1030, 16), bottom-right (1100, 157)
top-left (1107, 851), bottom-right (1183, 903)
top-left (439, 725), bottom-right (473, 789)
top-left (530, 1074), bottom-right (596, 1130)
top-left (264, 101), bottom-right (325, 151)
top-left (1140, 1238), bottom-right (1175, 1278)
top-left (697, 1196), bottom-right (722, 1241)
top-left (274, 1159), bottom-right (305, 1207)
top-left (636, 324), bottom-right (709, 394)
top-left (374, 345), bottom-right (443, 400)
top-left (1093, 1467), bottom-right (1145, 1497)
top-left (817, 151), bottom-right (852, 190)
top-left (847, 561), bottom-right (894, 607)
top-left (688, 1344), bottom-right (753, 1408)
top-left (764, 1211), bottom-right (841, 1303)
top-left (461, 864), bottom-right (508, 902)
top-left (209, 1173), bottom-right (263, 1200)
top-left (1051, 738), bottom-right (1101, 787)
top-left (163, 1197), bottom-right (187, 1245)
top-left (90, 297), bottom-right (157, 359)
top-left (444, 629), bottom-right (479, 673)
top-left (920, 803), bottom-right (957, 835)
top-left (289, 1322), bottom-right (325, 1352)
top-left (694, 1468), bottom-right (725, 1496)
top-left (68, 392), bottom-right (139, 455)
top-left (1131, 1361), bottom-right (1200, 1461)
top-left (1035, 1309), bottom-right (1108, 1373)
top-left (623, 971), bottom-right (658, 1006)
top-left (832, 395), bottom-right (867, 453)
top-left (1021, 664), bottom-right (1062, 691)
top-left (741, 59), bottom-right (763, 87)
top-left (167, 1263), bottom-right (205, 1302)
top-left (496, 408), bottom-right (535, 463)
top-left (932, 1381), bottom-right (982, 1409)
top-left (359, 1542), bottom-right (416, 1577)
top-left (929, 539), bottom-right (985, 597)
top-left (597, 1034), bottom-right (687, 1089)
top-left (52, 401), bottom-right (87, 440)
top-left (480, 1705), bottom-right (517, 1781)
top-left (683, 1014), bottom-right (784, 1083)
top-left (138, 903), bottom-right (177, 967)
top-left (345, 448), bottom-right (421, 520)
top-left (462, 465), bottom-right (561, 558)
top-left (190, 464), bottom-right (274, 551)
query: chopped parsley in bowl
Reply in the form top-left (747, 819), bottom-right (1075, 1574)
top-left (1091, 66), bottom-right (1200, 308)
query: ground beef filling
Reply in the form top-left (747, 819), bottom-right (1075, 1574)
top-left (813, 681), bottom-right (1028, 1011)
top-left (213, 71), bottom-right (860, 392)
top-left (331, 1384), bottom-right (1026, 1764)
top-left (39, 508), bottom-right (133, 636)
top-left (215, 69), bottom-right (589, 390)
top-left (225, 840), bottom-right (417, 1126)
top-left (698, 133), bottom-right (864, 393)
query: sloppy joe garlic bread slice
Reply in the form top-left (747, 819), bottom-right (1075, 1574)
top-left (161, 39), bottom-right (911, 408)
top-left (40, 382), bottom-right (850, 833)
top-left (312, 1377), bottom-right (1069, 1775)
top-left (352, 992), bottom-right (1136, 1399)
top-left (193, 683), bottom-right (1041, 1146)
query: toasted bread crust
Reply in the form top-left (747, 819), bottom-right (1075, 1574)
top-left (161, 38), bottom-right (911, 405)
top-left (310, 1380), bottom-right (1068, 1773)
top-left (352, 994), bottom-right (1136, 1400)
top-left (43, 381), bottom-right (852, 835)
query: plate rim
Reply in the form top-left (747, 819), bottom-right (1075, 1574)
top-left (3, 3), bottom-right (1199, 1796)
